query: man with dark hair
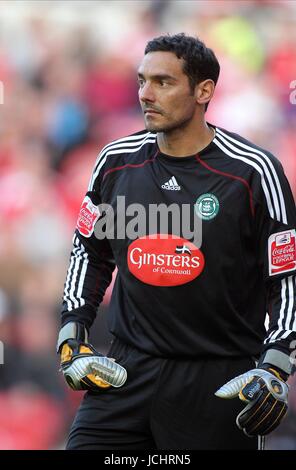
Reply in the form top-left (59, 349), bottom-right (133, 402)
top-left (57, 33), bottom-right (296, 449)
top-left (144, 33), bottom-right (220, 112)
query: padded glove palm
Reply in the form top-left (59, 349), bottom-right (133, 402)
top-left (60, 339), bottom-right (127, 391)
top-left (215, 368), bottom-right (289, 436)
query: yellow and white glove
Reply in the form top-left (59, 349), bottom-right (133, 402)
top-left (57, 322), bottom-right (127, 391)
top-left (215, 367), bottom-right (289, 436)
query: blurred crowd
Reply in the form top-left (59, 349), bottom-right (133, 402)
top-left (0, 0), bottom-right (295, 449)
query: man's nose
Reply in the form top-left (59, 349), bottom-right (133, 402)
top-left (139, 82), bottom-right (155, 103)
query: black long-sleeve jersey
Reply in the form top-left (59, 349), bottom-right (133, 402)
top-left (61, 125), bottom-right (296, 365)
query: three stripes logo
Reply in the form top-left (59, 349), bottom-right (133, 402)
top-left (161, 176), bottom-right (181, 191)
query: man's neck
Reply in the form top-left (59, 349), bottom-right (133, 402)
top-left (157, 120), bottom-right (215, 157)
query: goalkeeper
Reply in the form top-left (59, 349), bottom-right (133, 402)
top-left (57, 34), bottom-right (296, 450)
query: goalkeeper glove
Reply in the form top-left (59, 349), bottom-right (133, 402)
top-left (215, 367), bottom-right (289, 436)
top-left (57, 322), bottom-right (127, 391)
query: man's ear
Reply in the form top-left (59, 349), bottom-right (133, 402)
top-left (195, 79), bottom-right (215, 107)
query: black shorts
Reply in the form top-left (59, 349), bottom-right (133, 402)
top-left (66, 338), bottom-right (259, 450)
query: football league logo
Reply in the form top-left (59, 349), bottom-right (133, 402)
top-left (268, 229), bottom-right (296, 276)
top-left (77, 196), bottom-right (100, 238)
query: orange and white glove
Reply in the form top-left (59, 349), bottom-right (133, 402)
top-left (57, 322), bottom-right (127, 391)
top-left (215, 367), bottom-right (288, 436)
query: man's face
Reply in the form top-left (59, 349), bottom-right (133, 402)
top-left (138, 51), bottom-right (197, 132)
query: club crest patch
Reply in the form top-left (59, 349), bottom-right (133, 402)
top-left (195, 193), bottom-right (219, 220)
top-left (268, 229), bottom-right (296, 276)
top-left (77, 196), bottom-right (100, 237)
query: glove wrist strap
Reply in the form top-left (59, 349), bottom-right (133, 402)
top-left (57, 322), bottom-right (88, 353)
top-left (258, 348), bottom-right (292, 377)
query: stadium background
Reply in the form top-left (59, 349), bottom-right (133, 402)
top-left (0, 0), bottom-right (295, 450)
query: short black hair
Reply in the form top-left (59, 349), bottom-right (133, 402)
top-left (145, 33), bottom-right (220, 111)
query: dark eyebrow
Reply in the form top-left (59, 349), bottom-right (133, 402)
top-left (137, 72), bottom-right (177, 82)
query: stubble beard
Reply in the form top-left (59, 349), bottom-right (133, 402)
top-left (144, 113), bottom-right (195, 134)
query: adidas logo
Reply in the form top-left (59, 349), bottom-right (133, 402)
top-left (161, 176), bottom-right (181, 191)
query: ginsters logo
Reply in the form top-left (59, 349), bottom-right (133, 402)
top-left (127, 234), bottom-right (205, 286)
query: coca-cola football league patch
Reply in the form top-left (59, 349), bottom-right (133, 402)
top-left (76, 196), bottom-right (100, 237)
top-left (268, 229), bottom-right (296, 276)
